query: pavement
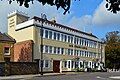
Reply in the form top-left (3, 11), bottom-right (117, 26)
top-left (0, 72), bottom-right (77, 80)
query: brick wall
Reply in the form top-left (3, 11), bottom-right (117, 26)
top-left (14, 40), bottom-right (33, 62)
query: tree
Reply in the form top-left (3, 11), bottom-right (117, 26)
top-left (104, 31), bottom-right (120, 70)
top-left (106, 0), bottom-right (120, 14)
top-left (5, 0), bottom-right (120, 14)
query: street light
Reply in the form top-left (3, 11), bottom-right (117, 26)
top-left (40, 13), bottom-right (47, 75)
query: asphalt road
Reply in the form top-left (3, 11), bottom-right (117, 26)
top-left (32, 72), bottom-right (120, 80)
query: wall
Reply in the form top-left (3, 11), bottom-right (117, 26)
top-left (14, 40), bottom-right (33, 62)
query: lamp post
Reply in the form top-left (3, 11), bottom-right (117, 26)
top-left (40, 13), bottom-right (47, 75)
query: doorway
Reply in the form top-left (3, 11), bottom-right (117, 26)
top-left (53, 60), bottom-right (60, 73)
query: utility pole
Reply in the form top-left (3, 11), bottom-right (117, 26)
top-left (40, 13), bottom-right (47, 75)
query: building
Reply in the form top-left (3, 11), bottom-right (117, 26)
top-left (0, 32), bottom-right (15, 62)
top-left (8, 11), bottom-right (105, 72)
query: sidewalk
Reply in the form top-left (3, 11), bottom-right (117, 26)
top-left (0, 72), bottom-right (77, 80)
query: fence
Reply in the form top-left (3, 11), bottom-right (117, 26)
top-left (0, 62), bottom-right (39, 76)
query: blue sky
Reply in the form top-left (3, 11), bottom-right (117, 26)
top-left (0, 0), bottom-right (120, 39)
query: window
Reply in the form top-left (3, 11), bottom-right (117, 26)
top-left (76, 37), bottom-right (79, 45)
top-left (71, 61), bottom-right (74, 68)
top-left (54, 47), bottom-right (57, 54)
top-left (68, 49), bottom-right (70, 55)
top-left (64, 35), bottom-right (67, 42)
top-left (57, 47), bottom-right (60, 54)
top-left (4, 47), bottom-right (10, 55)
top-left (43, 60), bottom-right (49, 68)
top-left (61, 34), bottom-right (63, 41)
top-left (61, 48), bottom-right (64, 54)
top-left (45, 30), bottom-right (48, 38)
top-left (68, 61), bottom-right (71, 68)
top-left (57, 33), bottom-right (60, 40)
top-left (80, 62), bottom-right (83, 68)
top-left (49, 31), bottom-right (52, 39)
top-left (74, 50), bottom-right (76, 56)
top-left (64, 61), bottom-right (67, 68)
top-left (71, 49), bottom-right (73, 56)
top-left (54, 32), bottom-right (57, 40)
top-left (68, 36), bottom-right (70, 43)
top-left (74, 37), bottom-right (76, 44)
top-left (70, 36), bottom-right (73, 43)
top-left (76, 50), bottom-right (79, 56)
top-left (49, 46), bottom-right (52, 53)
top-left (45, 46), bottom-right (48, 53)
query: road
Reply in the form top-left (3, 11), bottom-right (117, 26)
top-left (31, 72), bottom-right (120, 80)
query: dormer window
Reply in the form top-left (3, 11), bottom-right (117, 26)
top-left (4, 47), bottom-right (10, 55)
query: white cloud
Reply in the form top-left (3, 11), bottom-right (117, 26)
top-left (0, 1), bottom-right (72, 33)
top-left (92, 0), bottom-right (120, 26)
top-left (67, 15), bottom-right (92, 32)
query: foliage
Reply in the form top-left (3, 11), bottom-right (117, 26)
top-left (7, 0), bottom-right (72, 15)
top-left (5, 0), bottom-right (120, 15)
top-left (104, 31), bottom-right (120, 69)
top-left (106, 0), bottom-right (120, 13)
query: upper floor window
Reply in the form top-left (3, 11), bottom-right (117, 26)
top-left (4, 47), bottom-right (10, 55)
top-left (53, 32), bottom-right (56, 40)
top-left (57, 33), bottom-right (60, 40)
top-left (45, 30), bottom-right (48, 38)
top-left (49, 31), bottom-right (52, 39)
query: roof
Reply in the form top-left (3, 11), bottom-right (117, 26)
top-left (0, 32), bottom-right (16, 43)
top-left (32, 16), bottom-right (98, 38)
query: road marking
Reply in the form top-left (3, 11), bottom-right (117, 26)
top-left (109, 76), bottom-right (120, 79)
top-left (96, 76), bottom-right (110, 80)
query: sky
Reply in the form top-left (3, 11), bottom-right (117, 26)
top-left (0, 0), bottom-right (120, 39)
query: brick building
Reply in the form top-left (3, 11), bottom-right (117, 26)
top-left (0, 32), bottom-right (15, 62)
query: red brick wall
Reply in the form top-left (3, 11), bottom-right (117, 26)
top-left (14, 40), bottom-right (33, 62)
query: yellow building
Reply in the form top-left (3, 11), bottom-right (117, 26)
top-left (0, 32), bottom-right (15, 62)
top-left (8, 11), bottom-right (105, 72)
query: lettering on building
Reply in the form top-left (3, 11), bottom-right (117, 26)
top-left (69, 44), bottom-right (87, 50)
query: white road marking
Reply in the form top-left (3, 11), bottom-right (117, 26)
top-left (109, 76), bottom-right (120, 79)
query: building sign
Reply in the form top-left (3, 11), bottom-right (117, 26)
top-left (69, 44), bottom-right (87, 50)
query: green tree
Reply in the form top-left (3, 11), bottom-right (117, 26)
top-left (104, 31), bottom-right (120, 69)
top-left (4, 0), bottom-right (120, 14)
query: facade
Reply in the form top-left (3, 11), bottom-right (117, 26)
top-left (8, 11), bottom-right (105, 72)
top-left (0, 32), bottom-right (15, 62)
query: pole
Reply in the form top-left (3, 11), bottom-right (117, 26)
top-left (40, 13), bottom-right (47, 75)
top-left (40, 14), bottom-right (44, 75)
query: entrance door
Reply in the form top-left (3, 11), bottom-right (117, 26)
top-left (53, 60), bottom-right (60, 73)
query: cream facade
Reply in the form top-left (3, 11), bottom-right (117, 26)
top-left (8, 11), bottom-right (105, 72)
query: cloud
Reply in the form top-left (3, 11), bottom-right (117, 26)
top-left (0, 1), bottom-right (73, 33)
top-left (67, 0), bottom-right (120, 33)
top-left (67, 15), bottom-right (92, 32)
top-left (92, 0), bottom-right (120, 27)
